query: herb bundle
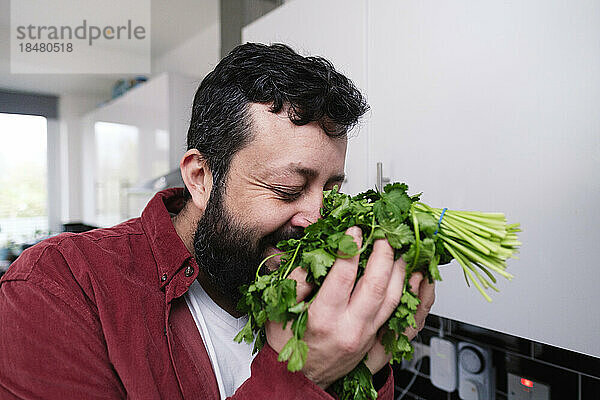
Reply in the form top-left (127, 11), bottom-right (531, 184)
top-left (235, 183), bottom-right (520, 399)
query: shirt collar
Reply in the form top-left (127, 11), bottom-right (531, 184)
top-left (141, 187), bottom-right (193, 288)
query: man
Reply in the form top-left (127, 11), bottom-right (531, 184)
top-left (0, 43), bottom-right (435, 399)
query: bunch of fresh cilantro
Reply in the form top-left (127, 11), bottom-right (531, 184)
top-left (235, 183), bottom-right (520, 399)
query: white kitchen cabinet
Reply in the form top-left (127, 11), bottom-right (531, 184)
top-left (243, 0), bottom-right (600, 358)
top-left (367, 0), bottom-right (600, 359)
top-left (81, 72), bottom-right (198, 227)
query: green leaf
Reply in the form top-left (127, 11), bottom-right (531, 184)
top-left (255, 309), bottom-right (267, 326)
top-left (252, 330), bottom-right (266, 354)
top-left (381, 328), bottom-right (396, 354)
top-left (402, 237), bottom-right (436, 269)
top-left (388, 314), bottom-right (406, 333)
top-left (234, 319), bottom-right (255, 344)
top-left (292, 310), bottom-right (308, 338)
top-left (395, 334), bottom-right (413, 355)
top-left (338, 234), bottom-right (359, 256)
top-left (302, 248), bottom-right (336, 279)
top-left (429, 254), bottom-right (442, 281)
top-left (254, 274), bottom-right (273, 291)
top-left (288, 301), bottom-right (306, 314)
top-left (372, 227), bottom-right (386, 240)
top-left (383, 182), bottom-right (409, 194)
top-left (278, 336), bottom-right (308, 372)
top-left (381, 222), bottom-right (414, 249)
top-left (263, 279), bottom-right (297, 323)
top-left (330, 195), bottom-right (351, 219)
top-left (277, 337), bottom-right (296, 362)
top-left (326, 231), bottom-right (346, 249)
top-left (287, 339), bottom-right (308, 372)
top-left (401, 290), bottom-right (421, 311)
top-left (382, 187), bottom-right (412, 215)
top-left (331, 361), bottom-right (378, 400)
top-left (406, 313), bottom-right (417, 328)
top-left (415, 211), bottom-right (438, 236)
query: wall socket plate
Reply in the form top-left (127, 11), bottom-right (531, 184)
top-left (430, 337), bottom-right (457, 391)
top-left (507, 373), bottom-right (550, 400)
top-left (457, 342), bottom-right (495, 400)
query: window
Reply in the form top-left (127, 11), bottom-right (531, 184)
top-left (94, 121), bottom-right (139, 228)
top-left (0, 113), bottom-right (48, 245)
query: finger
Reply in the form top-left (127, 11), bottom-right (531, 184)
top-left (413, 280), bottom-right (435, 331)
top-left (364, 334), bottom-right (391, 375)
top-left (287, 266), bottom-right (314, 302)
top-left (314, 226), bottom-right (362, 311)
top-left (397, 272), bottom-right (424, 341)
top-left (348, 239), bottom-right (395, 322)
top-left (265, 319), bottom-right (293, 352)
top-left (372, 256), bottom-right (407, 327)
top-left (407, 271), bottom-right (423, 296)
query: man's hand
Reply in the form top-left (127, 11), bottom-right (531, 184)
top-left (363, 270), bottom-right (435, 375)
top-left (265, 226), bottom-right (436, 389)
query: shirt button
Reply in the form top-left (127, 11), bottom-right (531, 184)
top-left (184, 265), bottom-right (194, 277)
top-left (161, 273), bottom-right (168, 282)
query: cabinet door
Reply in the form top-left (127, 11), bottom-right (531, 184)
top-left (368, 0), bottom-right (600, 357)
top-left (243, 0), bottom-right (369, 195)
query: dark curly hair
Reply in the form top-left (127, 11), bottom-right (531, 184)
top-left (184, 42), bottom-right (369, 199)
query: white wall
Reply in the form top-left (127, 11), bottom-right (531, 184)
top-left (152, 10), bottom-right (220, 80)
top-left (59, 93), bottom-right (106, 223)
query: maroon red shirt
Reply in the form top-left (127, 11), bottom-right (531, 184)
top-left (0, 188), bottom-right (394, 399)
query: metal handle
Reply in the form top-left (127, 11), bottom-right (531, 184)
top-left (376, 162), bottom-right (390, 192)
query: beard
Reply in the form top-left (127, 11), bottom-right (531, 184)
top-left (193, 186), bottom-right (304, 307)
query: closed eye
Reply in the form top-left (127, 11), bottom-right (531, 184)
top-left (271, 186), bottom-right (303, 202)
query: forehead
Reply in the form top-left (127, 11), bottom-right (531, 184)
top-left (233, 103), bottom-right (347, 178)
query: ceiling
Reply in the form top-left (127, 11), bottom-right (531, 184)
top-left (0, 0), bottom-right (219, 97)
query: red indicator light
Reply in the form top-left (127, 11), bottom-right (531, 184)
top-left (520, 378), bottom-right (534, 388)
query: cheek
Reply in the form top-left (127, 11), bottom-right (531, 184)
top-left (256, 204), bottom-right (295, 234)
top-left (232, 197), bottom-right (294, 235)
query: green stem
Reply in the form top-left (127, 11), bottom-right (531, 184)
top-left (255, 251), bottom-right (292, 279)
top-left (331, 212), bottom-right (377, 259)
top-left (475, 262), bottom-right (498, 284)
top-left (410, 204), bottom-right (421, 272)
top-left (282, 242), bottom-right (303, 279)
top-left (357, 212), bottom-right (377, 255)
top-left (444, 243), bottom-right (492, 302)
top-left (442, 236), bottom-right (514, 280)
top-left (438, 218), bottom-right (494, 255)
top-left (442, 212), bottom-right (506, 239)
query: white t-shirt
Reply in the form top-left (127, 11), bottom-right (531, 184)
top-left (185, 280), bottom-right (256, 399)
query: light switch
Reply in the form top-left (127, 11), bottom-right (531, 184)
top-left (507, 373), bottom-right (550, 400)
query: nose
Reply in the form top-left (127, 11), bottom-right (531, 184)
top-left (289, 190), bottom-right (323, 229)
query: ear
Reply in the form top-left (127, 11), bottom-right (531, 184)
top-left (180, 149), bottom-right (213, 212)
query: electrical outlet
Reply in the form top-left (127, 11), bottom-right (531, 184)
top-left (430, 337), bottom-right (457, 391)
top-left (457, 342), bottom-right (495, 400)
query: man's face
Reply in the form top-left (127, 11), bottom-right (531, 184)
top-left (193, 103), bottom-right (347, 304)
